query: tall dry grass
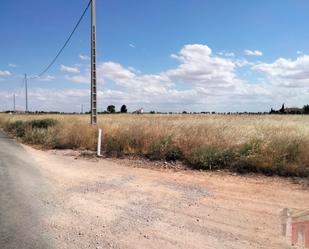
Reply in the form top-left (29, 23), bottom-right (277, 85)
top-left (1, 113), bottom-right (308, 176)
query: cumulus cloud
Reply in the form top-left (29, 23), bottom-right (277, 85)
top-left (6, 44), bottom-right (307, 112)
top-left (166, 44), bottom-right (238, 89)
top-left (91, 45), bottom-right (270, 110)
top-left (60, 65), bottom-right (80, 73)
top-left (24, 88), bottom-right (90, 111)
top-left (79, 55), bottom-right (90, 61)
top-left (253, 55), bottom-right (309, 88)
top-left (244, 49), bottom-right (263, 56)
top-left (85, 44), bottom-right (270, 111)
top-left (98, 62), bottom-right (169, 94)
top-left (0, 70), bottom-right (11, 77)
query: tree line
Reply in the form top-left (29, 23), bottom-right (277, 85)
top-left (2, 104), bottom-right (309, 115)
top-left (270, 104), bottom-right (309, 114)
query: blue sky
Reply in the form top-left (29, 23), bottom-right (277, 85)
top-left (1, 0), bottom-right (309, 112)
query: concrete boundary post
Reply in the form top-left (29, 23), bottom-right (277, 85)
top-left (97, 128), bottom-right (102, 156)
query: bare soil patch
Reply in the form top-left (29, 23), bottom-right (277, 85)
top-left (25, 146), bottom-right (309, 249)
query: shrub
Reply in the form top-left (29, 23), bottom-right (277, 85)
top-left (3, 118), bottom-right (58, 145)
top-left (187, 146), bottom-right (236, 170)
top-left (23, 128), bottom-right (49, 145)
top-left (146, 137), bottom-right (183, 161)
top-left (29, 119), bottom-right (57, 129)
top-left (5, 121), bottom-right (26, 137)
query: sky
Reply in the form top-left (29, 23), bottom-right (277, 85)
top-left (0, 0), bottom-right (309, 112)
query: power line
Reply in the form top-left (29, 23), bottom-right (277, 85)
top-left (32, 0), bottom-right (92, 79)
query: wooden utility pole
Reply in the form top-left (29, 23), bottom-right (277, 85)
top-left (90, 0), bottom-right (97, 124)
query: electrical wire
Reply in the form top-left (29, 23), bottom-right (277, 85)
top-left (31, 0), bottom-right (92, 79)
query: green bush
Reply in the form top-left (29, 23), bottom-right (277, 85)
top-left (147, 137), bottom-right (183, 161)
top-left (3, 119), bottom-right (58, 145)
top-left (29, 119), bottom-right (58, 129)
top-left (23, 128), bottom-right (49, 145)
top-left (5, 121), bottom-right (26, 137)
top-left (187, 145), bottom-right (236, 170)
top-left (105, 136), bottom-right (127, 157)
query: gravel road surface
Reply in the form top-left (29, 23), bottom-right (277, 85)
top-left (0, 131), bottom-right (308, 249)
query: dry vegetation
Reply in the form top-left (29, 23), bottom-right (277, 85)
top-left (1, 113), bottom-right (308, 177)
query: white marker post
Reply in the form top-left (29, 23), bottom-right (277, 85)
top-left (97, 128), bottom-right (102, 156)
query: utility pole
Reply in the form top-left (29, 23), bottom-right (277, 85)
top-left (25, 73), bottom-right (28, 113)
top-left (81, 104), bottom-right (84, 114)
top-left (90, 0), bottom-right (97, 124)
top-left (13, 93), bottom-right (15, 113)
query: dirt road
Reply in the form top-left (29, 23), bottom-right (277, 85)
top-left (1, 132), bottom-right (308, 249)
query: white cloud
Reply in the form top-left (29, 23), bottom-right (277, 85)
top-left (170, 53), bottom-right (180, 59)
top-left (234, 59), bottom-right (255, 67)
top-left (128, 66), bottom-right (141, 74)
top-left (97, 62), bottom-right (169, 94)
top-left (244, 49), bottom-right (263, 56)
top-left (8, 64), bottom-right (17, 68)
top-left (2, 44), bottom-right (307, 112)
top-left (218, 51), bottom-right (235, 57)
top-left (129, 44), bottom-right (136, 48)
top-left (60, 64), bottom-right (80, 73)
top-left (0, 70), bottom-right (11, 77)
top-left (253, 55), bottom-right (309, 88)
top-left (225, 52), bottom-right (235, 57)
top-left (79, 55), bottom-right (90, 61)
top-left (296, 51), bottom-right (303, 55)
top-left (65, 74), bottom-right (89, 84)
top-left (166, 44), bottom-right (238, 89)
top-left (89, 44), bottom-right (270, 111)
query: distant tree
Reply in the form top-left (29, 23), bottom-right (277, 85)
top-left (182, 111), bottom-right (187, 114)
top-left (303, 105), bottom-right (309, 114)
top-left (107, 105), bottom-right (115, 113)
top-left (150, 111), bottom-right (156, 114)
top-left (120, 105), bottom-right (127, 113)
top-left (279, 104), bottom-right (285, 114)
top-left (270, 108), bottom-right (276, 114)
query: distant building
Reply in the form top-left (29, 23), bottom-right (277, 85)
top-left (270, 104), bottom-right (304, 114)
top-left (133, 108), bottom-right (144, 114)
top-left (285, 108), bottom-right (303, 114)
top-left (282, 208), bottom-right (309, 248)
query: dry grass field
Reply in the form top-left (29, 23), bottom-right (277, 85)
top-left (1, 113), bottom-right (308, 177)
